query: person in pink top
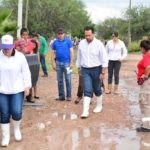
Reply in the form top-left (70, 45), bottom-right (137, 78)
top-left (14, 28), bottom-right (35, 103)
top-left (14, 28), bottom-right (34, 54)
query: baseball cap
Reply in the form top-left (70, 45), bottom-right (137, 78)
top-left (57, 28), bottom-right (64, 34)
top-left (1, 34), bottom-right (14, 49)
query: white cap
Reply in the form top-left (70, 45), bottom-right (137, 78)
top-left (1, 34), bottom-right (14, 49)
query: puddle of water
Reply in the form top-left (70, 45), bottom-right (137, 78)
top-left (46, 123), bottom-right (150, 150)
top-left (52, 112), bottom-right (78, 120)
top-left (70, 126), bottom-right (140, 150)
top-left (101, 127), bottom-right (140, 150)
top-left (120, 80), bottom-right (139, 103)
top-left (120, 78), bottom-right (141, 125)
top-left (72, 130), bottom-right (79, 150)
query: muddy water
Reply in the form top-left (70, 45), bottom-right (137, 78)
top-left (46, 77), bottom-right (149, 150)
top-left (1, 54), bottom-right (150, 150)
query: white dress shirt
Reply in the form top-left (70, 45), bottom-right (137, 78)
top-left (0, 50), bottom-right (31, 94)
top-left (106, 39), bottom-right (127, 61)
top-left (76, 38), bottom-right (108, 68)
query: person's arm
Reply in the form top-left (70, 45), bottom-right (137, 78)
top-left (21, 54), bottom-right (32, 96)
top-left (120, 42), bottom-right (128, 60)
top-left (76, 42), bottom-right (81, 69)
top-left (51, 50), bottom-right (56, 71)
top-left (144, 66), bottom-right (150, 78)
top-left (100, 43), bottom-right (108, 80)
top-left (70, 47), bottom-right (74, 68)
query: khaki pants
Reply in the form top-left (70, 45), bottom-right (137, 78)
top-left (139, 78), bottom-right (150, 129)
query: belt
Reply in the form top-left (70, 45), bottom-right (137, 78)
top-left (82, 66), bottom-right (101, 69)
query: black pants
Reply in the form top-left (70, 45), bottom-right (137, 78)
top-left (77, 74), bottom-right (83, 97)
top-left (108, 60), bottom-right (121, 85)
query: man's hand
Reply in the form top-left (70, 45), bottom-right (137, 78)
top-left (99, 73), bottom-right (105, 80)
top-left (24, 88), bottom-right (30, 96)
top-left (70, 62), bottom-right (73, 69)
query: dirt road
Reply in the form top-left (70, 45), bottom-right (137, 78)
top-left (1, 54), bottom-right (150, 150)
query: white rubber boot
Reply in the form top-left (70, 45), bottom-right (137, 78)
top-left (13, 120), bottom-right (22, 141)
top-left (93, 95), bottom-right (103, 113)
top-left (1, 124), bottom-right (10, 147)
top-left (81, 96), bottom-right (91, 119)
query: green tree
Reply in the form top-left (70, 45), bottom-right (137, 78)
top-left (0, 8), bottom-right (16, 37)
top-left (124, 5), bottom-right (150, 41)
top-left (96, 18), bottom-right (127, 41)
top-left (1, 0), bottom-right (91, 38)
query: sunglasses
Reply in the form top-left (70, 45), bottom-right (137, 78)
top-left (58, 32), bottom-right (64, 35)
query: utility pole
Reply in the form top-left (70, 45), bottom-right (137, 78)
top-left (128, 0), bottom-right (131, 45)
top-left (25, 0), bottom-right (29, 28)
top-left (17, 0), bottom-right (23, 38)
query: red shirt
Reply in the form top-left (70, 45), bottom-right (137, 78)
top-left (137, 53), bottom-right (150, 79)
top-left (14, 38), bottom-right (34, 54)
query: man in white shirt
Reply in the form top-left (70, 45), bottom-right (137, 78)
top-left (76, 26), bottom-right (108, 118)
top-left (105, 32), bottom-right (127, 94)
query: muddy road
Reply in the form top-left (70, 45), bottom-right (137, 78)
top-left (1, 54), bottom-right (150, 150)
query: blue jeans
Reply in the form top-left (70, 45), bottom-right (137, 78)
top-left (40, 54), bottom-right (48, 75)
top-left (81, 66), bottom-right (102, 98)
top-left (0, 92), bottom-right (24, 123)
top-left (56, 61), bottom-right (72, 98)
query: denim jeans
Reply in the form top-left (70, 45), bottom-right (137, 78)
top-left (56, 61), bottom-right (72, 98)
top-left (81, 66), bottom-right (102, 98)
top-left (0, 92), bottom-right (24, 123)
top-left (40, 54), bottom-right (48, 75)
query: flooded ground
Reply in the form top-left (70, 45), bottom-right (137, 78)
top-left (1, 54), bottom-right (150, 150)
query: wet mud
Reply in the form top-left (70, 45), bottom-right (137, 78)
top-left (1, 54), bottom-right (150, 150)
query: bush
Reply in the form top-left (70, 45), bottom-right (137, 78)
top-left (128, 41), bottom-right (140, 53)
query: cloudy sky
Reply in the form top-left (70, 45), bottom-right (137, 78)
top-left (81, 0), bottom-right (150, 23)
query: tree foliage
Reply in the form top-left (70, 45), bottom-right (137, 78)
top-left (96, 18), bottom-right (127, 40)
top-left (0, 8), bottom-right (17, 37)
top-left (125, 5), bottom-right (150, 40)
top-left (96, 5), bottom-right (150, 42)
top-left (1, 0), bottom-right (92, 38)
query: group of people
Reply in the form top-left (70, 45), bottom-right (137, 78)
top-left (0, 26), bottom-right (150, 147)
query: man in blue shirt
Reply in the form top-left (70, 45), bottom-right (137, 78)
top-left (51, 28), bottom-right (74, 101)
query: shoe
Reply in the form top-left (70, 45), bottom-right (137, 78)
top-left (55, 97), bottom-right (65, 101)
top-left (66, 97), bottom-right (72, 101)
top-left (136, 127), bottom-right (150, 132)
top-left (41, 74), bottom-right (48, 77)
top-left (74, 97), bottom-right (82, 104)
top-left (27, 99), bottom-right (35, 103)
top-left (34, 96), bottom-right (39, 99)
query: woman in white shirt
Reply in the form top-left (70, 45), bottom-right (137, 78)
top-left (105, 32), bottom-right (127, 94)
top-left (0, 34), bottom-right (31, 147)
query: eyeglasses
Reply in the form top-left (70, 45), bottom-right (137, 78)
top-left (58, 32), bottom-right (64, 35)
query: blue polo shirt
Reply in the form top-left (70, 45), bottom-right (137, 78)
top-left (52, 37), bottom-right (72, 63)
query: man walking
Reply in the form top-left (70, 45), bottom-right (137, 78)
top-left (76, 26), bottom-right (108, 118)
top-left (51, 28), bottom-right (74, 101)
top-left (37, 33), bottom-right (48, 77)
